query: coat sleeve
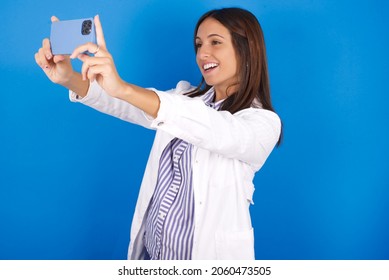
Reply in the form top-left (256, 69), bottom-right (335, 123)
top-left (150, 89), bottom-right (281, 170)
top-left (69, 80), bottom-right (280, 170)
top-left (68, 80), bottom-right (156, 129)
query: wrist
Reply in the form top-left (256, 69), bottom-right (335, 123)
top-left (114, 82), bottom-right (160, 118)
top-left (114, 80), bottom-right (134, 100)
top-left (59, 71), bottom-right (77, 88)
top-left (61, 72), bottom-right (89, 98)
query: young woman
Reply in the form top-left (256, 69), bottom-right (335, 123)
top-left (35, 7), bottom-right (282, 260)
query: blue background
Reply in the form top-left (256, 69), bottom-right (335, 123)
top-left (0, 0), bottom-right (388, 260)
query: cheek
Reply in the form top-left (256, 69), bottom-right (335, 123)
top-left (227, 57), bottom-right (238, 76)
top-left (195, 54), bottom-right (202, 69)
top-left (232, 55), bottom-right (240, 76)
top-left (225, 50), bottom-right (238, 73)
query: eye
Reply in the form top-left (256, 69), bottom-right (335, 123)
top-left (211, 40), bottom-right (221, 45)
top-left (195, 42), bottom-right (202, 50)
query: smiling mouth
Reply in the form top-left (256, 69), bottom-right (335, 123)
top-left (203, 63), bottom-right (219, 72)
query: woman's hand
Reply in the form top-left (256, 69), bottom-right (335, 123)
top-left (35, 14), bottom-right (159, 117)
top-left (34, 16), bottom-right (74, 85)
top-left (70, 15), bottom-right (126, 98)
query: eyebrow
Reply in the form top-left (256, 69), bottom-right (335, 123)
top-left (195, 34), bottom-right (225, 40)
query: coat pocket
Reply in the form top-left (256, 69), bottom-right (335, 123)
top-left (215, 228), bottom-right (255, 260)
top-left (244, 182), bottom-right (255, 205)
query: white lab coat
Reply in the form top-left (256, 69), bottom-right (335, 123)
top-left (70, 80), bottom-right (281, 259)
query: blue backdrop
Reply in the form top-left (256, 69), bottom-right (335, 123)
top-left (1, 0), bottom-right (388, 260)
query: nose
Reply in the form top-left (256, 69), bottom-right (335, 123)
top-left (197, 44), bottom-right (210, 60)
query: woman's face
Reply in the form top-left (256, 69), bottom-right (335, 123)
top-left (195, 17), bottom-right (238, 98)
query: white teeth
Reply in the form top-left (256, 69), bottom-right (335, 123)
top-left (203, 63), bottom-right (219, 70)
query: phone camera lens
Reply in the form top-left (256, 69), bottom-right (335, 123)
top-left (81, 20), bottom-right (92, 35)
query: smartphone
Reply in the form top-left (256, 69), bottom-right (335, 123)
top-left (50, 18), bottom-right (96, 55)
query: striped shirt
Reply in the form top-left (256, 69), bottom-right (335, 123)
top-left (143, 88), bottom-right (223, 259)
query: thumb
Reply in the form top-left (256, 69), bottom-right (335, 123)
top-left (53, 55), bottom-right (67, 63)
top-left (51, 16), bottom-right (60, 22)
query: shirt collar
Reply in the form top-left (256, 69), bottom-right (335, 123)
top-left (202, 87), bottom-right (224, 110)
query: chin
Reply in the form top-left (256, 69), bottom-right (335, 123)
top-left (203, 78), bottom-right (216, 86)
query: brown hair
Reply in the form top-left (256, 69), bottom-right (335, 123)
top-left (187, 7), bottom-right (282, 145)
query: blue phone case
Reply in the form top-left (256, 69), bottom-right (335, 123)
top-left (50, 18), bottom-right (96, 55)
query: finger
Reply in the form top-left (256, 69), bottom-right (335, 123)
top-left (94, 15), bottom-right (106, 49)
top-left (43, 38), bottom-right (67, 63)
top-left (53, 55), bottom-right (67, 63)
top-left (81, 57), bottom-right (89, 80)
top-left (36, 47), bottom-right (51, 69)
top-left (34, 52), bottom-right (45, 69)
top-left (86, 64), bottom-right (106, 82)
top-left (79, 55), bottom-right (110, 69)
top-left (80, 55), bottom-right (104, 80)
top-left (70, 42), bottom-right (101, 59)
top-left (88, 72), bottom-right (96, 83)
top-left (81, 55), bottom-right (112, 82)
top-left (42, 38), bottom-right (53, 60)
top-left (51, 15), bottom-right (59, 22)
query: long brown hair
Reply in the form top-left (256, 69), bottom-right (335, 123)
top-left (187, 7), bottom-right (282, 145)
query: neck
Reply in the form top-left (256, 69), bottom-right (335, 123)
top-left (214, 84), bottom-right (238, 102)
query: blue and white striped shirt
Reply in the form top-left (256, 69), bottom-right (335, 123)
top-left (144, 88), bottom-right (223, 259)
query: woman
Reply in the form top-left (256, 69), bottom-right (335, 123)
top-left (35, 7), bottom-right (281, 260)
